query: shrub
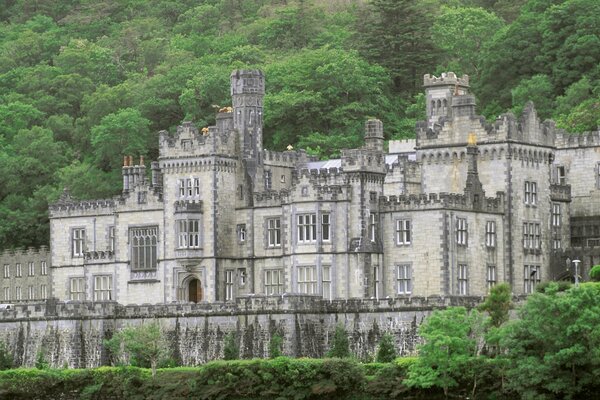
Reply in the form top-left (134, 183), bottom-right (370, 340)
top-left (326, 324), bottom-right (350, 358)
top-left (269, 333), bottom-right (283, 358)
top-left (590, 265), bottom-right (600, 281)
top-left (0, 342), bottom-right (13, 370)
top-left (375, 333), bottom-right (397, 363)
top-left (223, 332), bottom-right (239, 360)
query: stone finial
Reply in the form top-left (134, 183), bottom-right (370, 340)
top-left (139, 155), bottom-right (144, 165)
top-left (123, 156), bottom-right (128, 166)
top-left (286, 144), bottom-right (294, 151)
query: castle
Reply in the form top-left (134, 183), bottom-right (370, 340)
top-left (5, 70), bottom-right (600, 305)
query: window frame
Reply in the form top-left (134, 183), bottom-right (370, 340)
top-left (28, 262), bottom-right (35, 277)
top-left (485, 221), bottom-right (496, 248)
top-left (458, 264), bottom-right (468, 295)
top-left (265, 269), bottom-right (284, 295)
top-left (69, 277), bottom-right (85, 301)
top-left (396, 219), bottom-right (411, 245)
top-left (552, 203), bottom-right (561, 227)
top-left (396, 264), bottom-right (412, 295)
top-left (267, 217), bottom-right (281, 247)
top-left (177, 219), bottom-right (200, 249)
top-left (524, 265), bottom-right (541, 294)
top-left (456, 218), bottom-right (468, 246)
top-left (322, 213), bottom-right (331, 243)
top-left (225, 269), bottom-right (234, 301)
top-left (3, 264), bottom-right (9, 278)
top-left (72, 228), bottom-right (86, 257)
top-left (487, 265), bottom-right (497, 290)
top-left (93, 275), bottom-right (112, 301)
top-left (297, 214), bottom-right (317, 243)
top-left (322, 265), bottom-right (332, 300)
top-left (297, 265), bottom-right (317, 294)
top-left (15, 263), bottom-right (21, 278)
top-left (130, 226), bottom-right (158, 271)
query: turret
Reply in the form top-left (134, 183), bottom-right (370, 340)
top-left (231, 70), bottom-right (265, 180)
top-left (423, 72), bottom-right (470, 127)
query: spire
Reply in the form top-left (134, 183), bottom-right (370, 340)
top-left (464, 133), bottom-right (485, 209)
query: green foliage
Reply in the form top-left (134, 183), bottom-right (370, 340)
top-left (478, 282), bottom-right (512, 327)
top-left (590, 265), bottom-right (600, 281)
top-left (500, 282), bottom-right (600, 399)
top-left (327, 324), bottom-right (351, 358)
top-left (103, 321), bottom-right (171, 377)
top-left (405, 307), bottom-right (488, 398)
top-left (269, 333), bottom-right (283, 358)
top-left (375, 333), bottom-right (397, 363)
top-left (0, 342), bottom-right (13, 370)
top-left (223, 332), bottom-right (239, 361)
top-left (35, 349), bottom-right (48, 370)
top-left (511, 74), bottom-right (554, 119)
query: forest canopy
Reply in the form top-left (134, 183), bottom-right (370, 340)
top-left (0, 0), bottom-right (599, 249)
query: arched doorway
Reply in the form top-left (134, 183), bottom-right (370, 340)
top-left (188, 278), bottom-right (203, 303)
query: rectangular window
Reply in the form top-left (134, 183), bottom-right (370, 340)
top-left (297, 214), bottom-right (317, 243)
top-left (70, 277), bottom-right (85, 300)
top-left (523, 222), bottom-right (541, 249)
top-left (238, 224), bottom-right (246, 242)
top-left (552, 203), bottom-right (561, 227)
top-left (553, 238), bottom-right (562, 249)
top-left (485, 221), bottom-right (496, 247)
top-left (557, 166), bottom-right (566, 185)
top-left (16, 263), bottom-right (21, 278)
top-left (524, 265), bottom-right (540, 294)
top-left (41, 261), bottom-right (48, 276)
top-left (298, 266), bottom-right (317, 294)
top-left (267, 218), bottom-right (281, 247)
top-left (28, 262), bottom-right (35, 277)
top-left (28, 285), bottom-right (34, 300)
top-left (369, 213), bottom-right (377, 242)
top-left (40, 284), bottom-right (47, 299)
top-left (94, 275), bottom-right (112, 301)
top-left (108, 226), bottom-right (115, 252)
top-left (3, 265), bottom-right (9, 278)
top-left (178, 220), bottom-right (200, 249)
top-left (15, 286), bottom-right (21, 301)
top-left (186, 178), bottom-right (193, 196)
top-left (72, 228), bottom-right (85, 257)
top-left (193, 178), bottom-right (200, 196)
top-left (265, 270), bottom-right (283, 295)
top-left (3, 287), bottom-right (9, 301)
top-left (264, 170), bottom-right (272, 190)
top-left (130, 226), bottom-right (158, 271)
top-left (458, 264), bottom-right (468, 295)
top-left (487, 265), bottom-right (497, 290)
top-left (178, 179), bottom-right (185, 197)
top-left (396, 264), bottom-right (411, 295)
top-left (456, 218), bottom-right (468, 246)
top-left (225, 270), bottom-right (234, 301)
top-left (322, 213), bottom-right (331, 242)
top-left (525, 181), bottom-right (537, 205)
top-left (322, 266), bottom-right (332, 300)
top-left (396, 219), bottom-right (411, 245)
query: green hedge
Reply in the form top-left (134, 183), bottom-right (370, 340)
top-left (0, 358), bottom-right (441, 400)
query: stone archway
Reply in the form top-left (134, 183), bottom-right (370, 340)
top-left (188, 278), bottom-right (203, 303)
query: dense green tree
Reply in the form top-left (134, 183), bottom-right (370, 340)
top-left (478, 282), bottom-right (511, 328)
top-left (375, 333), bottom-right (397, 363)
top-left (405, 307), bottom-right (488, 398)
top-left (90, 108), bottom-right (153, 172)
top-left (500, 283), bottom-right (600, 399)
top-left (432, 6), bottom-right (504, 80)
top-left (327, 324), bottom-right (351, 358)
top-left (356, 0), bottom-right (439, 94)
top-left (511, 74), bottom-right (554, 119)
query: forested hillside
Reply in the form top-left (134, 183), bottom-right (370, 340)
top-left (0, 0), bottom-right (599, 249)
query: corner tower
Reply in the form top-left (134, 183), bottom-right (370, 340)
top-left (231, 69), bottom-right (265, 180)
top-left (423, 72), bottom-right (470, 128)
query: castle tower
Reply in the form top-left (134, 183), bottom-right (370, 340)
top-left (231, 70), bottom-right (265, 181)
top-left (423, 72), bottom-right (470, 127)
top-left (364, 119), bottom-right (384, 152)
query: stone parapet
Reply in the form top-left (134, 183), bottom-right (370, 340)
top-left (379, 192), bottom-right (504, 213)
top-left (550, 184), bottom-right (571, 202)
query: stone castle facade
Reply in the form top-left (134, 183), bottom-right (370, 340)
top-left (23, 69), bottom-right (600, 305)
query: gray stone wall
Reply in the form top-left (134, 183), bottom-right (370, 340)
top-left (0, 247), bottom-right (51, 302)
top-left (0, 296), bottom-right (489, 368)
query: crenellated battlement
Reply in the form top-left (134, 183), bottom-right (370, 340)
top-left (159, 118), bottom-right (237, 160)
top-left (424, 72), bottom-right (469, 87)
top-left (342, 148), bottom-right (386, 173)
top-left (174, 200), bottom-right (203, 213)
top-left (555, 130), bottom-right (600, 149)
top-left (379, 191), bottom-right (504, 213)
top-left (0, 246), bottom-right (49, 259)
top-left (262, 149), bottom-right (315, 167)
top-left (49, 189), bottom-right (116, 218)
